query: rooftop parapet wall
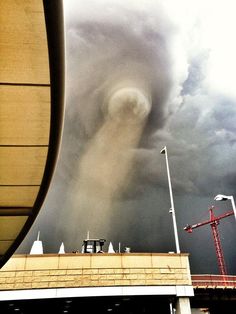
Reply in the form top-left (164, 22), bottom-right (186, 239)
top-left (0, 253), bottom-right (192, 291)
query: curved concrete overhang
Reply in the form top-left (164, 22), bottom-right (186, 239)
top-left (0, 0), bottom-right (65, 268)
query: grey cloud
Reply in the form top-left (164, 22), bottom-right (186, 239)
top-left (66, 22), bottom-right (173, 138)
top-left (17, 0), bottom-right (236, 275)
top-left (182, 51), bottom-right (209, 95)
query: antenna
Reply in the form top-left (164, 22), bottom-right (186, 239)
top-left (37, 231), bottom-right (40, 241)
top-left (86, 230), bottom-right (90, 239)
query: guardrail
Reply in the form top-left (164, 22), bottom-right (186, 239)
top-left (191, 274), bottom-right (236, 288)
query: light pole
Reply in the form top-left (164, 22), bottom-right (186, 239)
top-left (169, 302), bottom-right (176, 314)
top-left (160, 146), bottom-right (180, 253)
top-left (214, 194), bottom-right (236, 221)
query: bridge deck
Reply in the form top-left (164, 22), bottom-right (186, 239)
top-left (192, 274), bottom-right (236, 289)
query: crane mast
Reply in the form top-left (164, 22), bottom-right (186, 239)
top-left (184, 206), bottom-right (234, 276)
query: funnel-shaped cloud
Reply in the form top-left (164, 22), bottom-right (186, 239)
top-left (73, 87), bottom-right (151, 234)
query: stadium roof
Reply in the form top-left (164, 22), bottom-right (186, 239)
top-left (0, 0), bottom-right (65, 267)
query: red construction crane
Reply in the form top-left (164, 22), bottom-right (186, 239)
top-left (184, 206), bottom-right (234, 276)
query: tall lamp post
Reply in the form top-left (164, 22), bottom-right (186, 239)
top-left (214, 194), bottom-right (236, 222)
top-left (160, 146), bottom-right (180, 253)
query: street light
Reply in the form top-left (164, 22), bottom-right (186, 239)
top-left (214, 194), bottom-right (236, 221)
top-left (160, 146), bottom-right (180, 253)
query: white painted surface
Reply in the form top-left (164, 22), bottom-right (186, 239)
top-left (0, 285), bottom-right (194, 301)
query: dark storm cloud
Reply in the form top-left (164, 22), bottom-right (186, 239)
top-left (54, 0), bottom-right (189, 249)
top-left (18, 0), bottom-right (236, 275)
top-left (65, 15), bottom-right (180, 141)
top-left (150, 91), bottom-right (236, 197)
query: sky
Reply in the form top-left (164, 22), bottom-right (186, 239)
top-left (18, 0), bottom-right (236, 274)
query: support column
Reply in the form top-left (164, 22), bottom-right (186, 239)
top-left (175, 297), bottom-right (191, 314)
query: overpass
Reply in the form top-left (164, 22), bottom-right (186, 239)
top-left (191, 275), bottom-right (236, 314)
top-left (0, 253), bottom-right (193, 313)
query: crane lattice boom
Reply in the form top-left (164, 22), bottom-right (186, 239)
top-left (184, 206), bottom-right (234, 276)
